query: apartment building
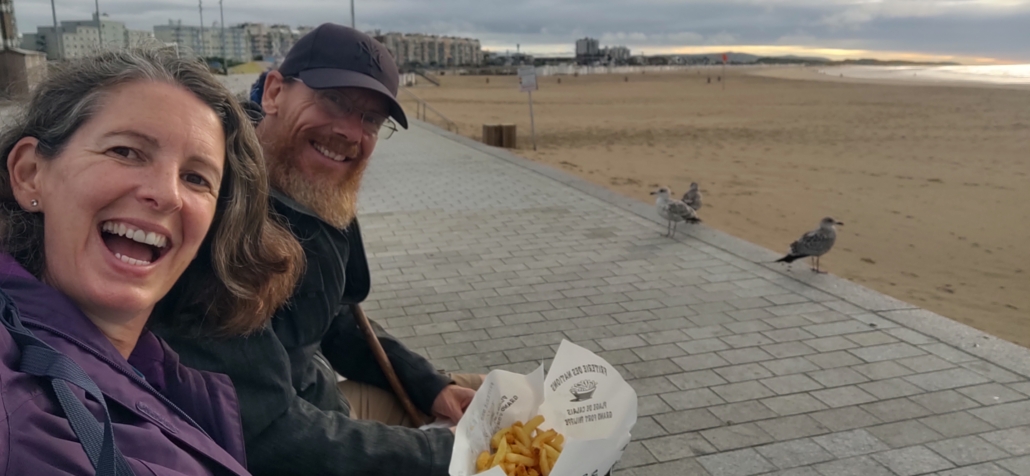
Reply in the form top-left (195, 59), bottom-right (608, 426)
top-left (21, 13), bottom-right (154, 60)
top-left (381, 32), bottom-right (483, 67)
top-left (153, 20), bottom-right (249, 63)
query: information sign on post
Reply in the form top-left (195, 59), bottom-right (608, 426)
top-left (518, 66), bottom-right (539, 150)
top-left (518, 65), bottom-right (538, 92)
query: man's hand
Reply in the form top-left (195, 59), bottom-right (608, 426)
top-left (432, 384), bottom-right (476, 422)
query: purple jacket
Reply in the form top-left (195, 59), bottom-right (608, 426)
top-left (0, 254), bottom-right (250, 476)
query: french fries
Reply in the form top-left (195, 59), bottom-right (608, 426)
top-left (475, 416), bottom-right (564, 476)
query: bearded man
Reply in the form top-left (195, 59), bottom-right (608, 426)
top-left (159, 24), bottom-right (480, 476)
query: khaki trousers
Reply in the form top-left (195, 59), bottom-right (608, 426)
top-left (338, 373), bottom-right (484, 428)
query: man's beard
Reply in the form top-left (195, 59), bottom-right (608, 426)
top-left (262, 123), bottom-right (368, 229)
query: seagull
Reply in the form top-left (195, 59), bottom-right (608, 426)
top-left (775, 217), bottom-right (844, 273)
top-left (651, 187), bottom-right (701, 238)
top-left (682, 182), bottom-right (702, 211)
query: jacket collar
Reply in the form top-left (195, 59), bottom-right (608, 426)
top-left (270, 188), bottom-right (322, 221)
top-left (0, 253), bottom-right (142, 379)
top-left (269, 189), bottom-right (371, 303)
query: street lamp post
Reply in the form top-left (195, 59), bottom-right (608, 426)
top-left (50, 0), bottom-right (62, 59)
top-left (199, 0), bottom-right (205, 60)
top-left (94, 0), bottom-right (102, 48)
top-left (350, 0), bottom-right (355, 28)
top-left (219, 0), bottom-right (226, 72)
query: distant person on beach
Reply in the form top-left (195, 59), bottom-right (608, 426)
top-left (157, 24), bottom-right (483, 476)
top-left (0, 49), bottom-right (303, 475)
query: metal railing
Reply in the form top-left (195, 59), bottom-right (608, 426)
top-left (400, 88), bottom-right (459, 133)
top-left (412, 69), bottom-right (441, 86)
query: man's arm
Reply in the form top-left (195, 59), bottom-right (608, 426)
top-left (321, 305), bottom-right (454, 415)
top-left (160, 326), bottom-right (454, 476)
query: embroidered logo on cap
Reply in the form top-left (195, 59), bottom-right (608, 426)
top-left (359, 40), bottom-right (383, 72)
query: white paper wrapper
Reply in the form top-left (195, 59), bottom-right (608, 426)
top-left (449, 340), bottom-right (638, 476)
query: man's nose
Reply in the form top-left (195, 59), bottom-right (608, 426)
top-left (332, 113), bottom-right (366, 143)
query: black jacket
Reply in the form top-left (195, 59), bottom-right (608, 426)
top-left (158, 191), bottom-right (455, 476)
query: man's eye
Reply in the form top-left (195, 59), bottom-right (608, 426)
top-left (325, 94), bottom-right (348, 110)
top-left (363, 114), bottom-right (386, 126)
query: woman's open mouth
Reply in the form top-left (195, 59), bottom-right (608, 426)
top-left (99, 220), bottom-right (171, 267)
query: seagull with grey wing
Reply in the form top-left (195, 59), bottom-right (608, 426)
top-left (651, 187), bottom-right (700, 238)
top-left (682, 182), bottom-right (702, 211)
top-left (775, 217), bottom-right (844, 273)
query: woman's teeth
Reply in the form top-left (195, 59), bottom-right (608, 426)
top-left (313, 142), bottom-right (348, 162)
top-left (101, 221), bottom-right (169, 248)
top-left (114, 253), bottom-right (150, 266)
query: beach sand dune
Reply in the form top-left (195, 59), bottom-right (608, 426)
top-left (400, 69), bottom-right (1030, 347)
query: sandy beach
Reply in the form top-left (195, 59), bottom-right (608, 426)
top-left (398, 68), bottom-right (1030, 346)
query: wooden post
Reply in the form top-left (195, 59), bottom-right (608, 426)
top-left (482, 124), bottom-right (498, 146)
top-left (500, 124), bottom-right (517, 149)
top-left (482, 124), bottom-right (518, 148)
top-left (483, 124), bottom-right (516, 148)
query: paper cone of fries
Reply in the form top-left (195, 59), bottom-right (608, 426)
top-left (450, 340), bottom-right (638, 476)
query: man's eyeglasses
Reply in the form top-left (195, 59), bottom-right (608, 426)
top-left (311, 88), bottom-right (398, 140)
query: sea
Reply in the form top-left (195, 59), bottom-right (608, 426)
top-left (817, 64), bottom-right (1030, 86)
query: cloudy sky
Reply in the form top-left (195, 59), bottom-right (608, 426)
top-left (13, 0), bottom-right (1030, 63)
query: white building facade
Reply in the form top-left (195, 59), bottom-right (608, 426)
top-left (153, 21), bottom-right (249, 63)
top-left (374, 32), bottom-right (482, 67)
top-left (21, 14), bottom-right (154, 60)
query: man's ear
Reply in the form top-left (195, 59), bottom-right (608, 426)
top-left (7, 137), bottom-right (46, 211)
top-left (262, 70), bottom-right (286, 116)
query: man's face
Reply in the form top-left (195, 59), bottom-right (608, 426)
top-left (258, 71), bottom-right (390, 228)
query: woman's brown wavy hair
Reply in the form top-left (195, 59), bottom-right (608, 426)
top-left (0, 48), bottom-right (304, 335)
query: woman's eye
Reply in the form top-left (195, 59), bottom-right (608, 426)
top-left (183, 173), bottom-right (210, 187)
top-left (108, 146), bottom-right (138, 159)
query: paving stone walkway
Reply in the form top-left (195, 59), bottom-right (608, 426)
top-left (358, 121), bottom-right (1030, 476)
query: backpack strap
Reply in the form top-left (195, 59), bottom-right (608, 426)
top-left (0, 289), bottom-right (135, 476)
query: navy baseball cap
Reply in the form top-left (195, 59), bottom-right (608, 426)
top-left (279, 23), bottom-right (408, 129)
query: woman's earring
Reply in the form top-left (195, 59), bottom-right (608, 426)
top-left (30, 199), bottom-right (38, 208)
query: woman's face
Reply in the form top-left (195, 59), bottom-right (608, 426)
top-left (12, 81), bottom-right (225, 323)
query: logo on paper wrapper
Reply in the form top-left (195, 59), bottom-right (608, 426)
top-left (448, 341), bottom-right (637, 476)
top-left (569, 379), bottom-right (597, 402)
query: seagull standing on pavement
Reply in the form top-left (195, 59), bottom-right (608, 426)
top-left (651, 187), bottom-right (701, 238)
top-left (775, 217), bottom-right (844, 273)
top-left (682, 182), bottom-right (702, 211)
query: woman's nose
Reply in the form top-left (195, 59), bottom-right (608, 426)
top-left (137, 164), bottom-right (183, 213)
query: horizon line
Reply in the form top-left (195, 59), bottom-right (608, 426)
top-left (479, 43), bottom-right (1022, 65)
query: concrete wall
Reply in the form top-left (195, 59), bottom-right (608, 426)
top-left (0, 49), bottom-right (47, 98)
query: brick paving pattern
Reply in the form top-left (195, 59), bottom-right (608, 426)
top-left (358, 123), bottom-right (1030, 476)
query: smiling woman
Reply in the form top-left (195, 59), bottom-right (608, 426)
top-left (0, 49), bottom-right (304, 475)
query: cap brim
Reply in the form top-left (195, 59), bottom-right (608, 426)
top-left (298, 68), bottom-right (409, 129)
